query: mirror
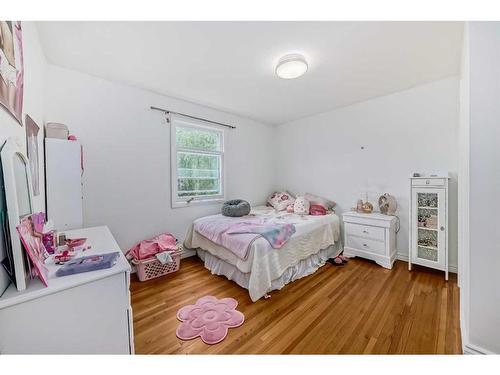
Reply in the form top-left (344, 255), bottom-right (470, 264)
top-left (0, 138), bottom-right (33, 291)
top-left (13, 154), bottom-right (31, 218)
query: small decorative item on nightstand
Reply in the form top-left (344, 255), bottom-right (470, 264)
top-left (378, 193), bottom-right (397, 215)
top-left (362, 201), bottom-right (373, 213)
top-left (342, 212), bottom-right (397, 269)
top-left (356, 199), bottom-right (364, 213)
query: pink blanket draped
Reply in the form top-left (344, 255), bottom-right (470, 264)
top-left (193, 216), bottom-right (295, 260)
top-left (126, 233), bottom-right (177, 261)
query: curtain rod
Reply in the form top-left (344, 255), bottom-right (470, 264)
top-left (150, 106), bottom-right (236, 129)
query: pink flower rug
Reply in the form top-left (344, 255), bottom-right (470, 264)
top-left (176, 295), bottom-right (245, 345)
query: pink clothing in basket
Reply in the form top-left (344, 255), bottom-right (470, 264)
top-left (126, 233), bottom-right (177, 261)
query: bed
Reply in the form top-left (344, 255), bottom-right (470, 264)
top-left (183, 206), bottom-right (341, 302)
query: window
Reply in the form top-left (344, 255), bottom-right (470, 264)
top-left (171, 115), bottom-right (224, 208)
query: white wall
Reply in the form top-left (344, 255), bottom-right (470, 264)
top-left (465, 22), bottom-right (500, 354)
top-left (0, 22), bottom-right (46, 293)
top-left (0, 23), bottom-right (46, 210)
top-left (274, 77), bottom-right (459, 269)
top-left (44, 64), bottom-right (276, 252)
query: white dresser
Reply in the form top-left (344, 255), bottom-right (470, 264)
top-left (343, 212), bottom-right (397, 269)
top-left (0, 226), bottom-right (134, 354)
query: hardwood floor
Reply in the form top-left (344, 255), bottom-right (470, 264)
top-left (131, 256), bottom-right (462, 354)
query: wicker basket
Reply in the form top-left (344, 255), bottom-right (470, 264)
top-left (132, 247), bottom-right (183, 282)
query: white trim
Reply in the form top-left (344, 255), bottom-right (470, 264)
top-left (396, 252), bottom-right (457, 273)
top-left (458, 22), bottom-right (470, 355)
top-left (461, 314), bottom-right (469, 354)
top-left (181, 249), bottom-right (196, 259)
top-left (463, 342), bottom-right (497, 355)
top-left (170, 114), bottom-right (225, 208)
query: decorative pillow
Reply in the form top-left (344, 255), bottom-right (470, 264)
top-left (294, 196), bottom-right (310, 215)
top-left (310, 204), bottom-right (327, 216)
top-left (304, 193), bottom-right (336, 213)
top-left (267, 191), bottom-right (295, 211)
top-left (221, 199), bottom-right (251, 217)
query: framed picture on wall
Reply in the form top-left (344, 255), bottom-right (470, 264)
top-left (0, 21), bottom-right (24, 125)
top-left (25, 115), bottom-right (40, 196)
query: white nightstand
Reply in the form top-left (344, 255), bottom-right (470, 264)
top-left (342, 212), bottom-right (397, 269)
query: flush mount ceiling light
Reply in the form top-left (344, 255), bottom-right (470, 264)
top-left (275, 54), bottom-right (308, 79)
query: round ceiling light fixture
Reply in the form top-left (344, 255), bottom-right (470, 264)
top-left (275, 54), bottom-right (308, 79)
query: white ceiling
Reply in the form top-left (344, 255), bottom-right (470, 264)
top-left (37, 21), bottom-right (463, 125)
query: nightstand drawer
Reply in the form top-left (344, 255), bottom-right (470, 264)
top-left (411, 178), bottom-right (446, 187)
top-left (346, 235), bottom-right (386, 255)
top-left (344, 223), bottom-right (385, 242)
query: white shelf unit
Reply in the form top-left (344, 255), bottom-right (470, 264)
top-left (45, 138), bottom-right (83, 230)
top-left (409, 176), bottom-right (449, 280)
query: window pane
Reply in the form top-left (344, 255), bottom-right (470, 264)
top-left (176, 126), bottom-right (221, 151)
top-left (177, 152), bottom-right (220, 197)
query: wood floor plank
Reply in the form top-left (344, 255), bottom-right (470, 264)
top-left (131, 256), bottom-right (462, 354)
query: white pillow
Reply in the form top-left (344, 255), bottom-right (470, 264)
top-left (267, 191), bottom-right (295, 211)
top-left (294, 196), bottom-right (310, 215)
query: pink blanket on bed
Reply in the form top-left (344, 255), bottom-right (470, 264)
top-left (193, 215), bottom-right (295, 260)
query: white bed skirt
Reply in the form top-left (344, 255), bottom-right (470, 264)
top-left (197, 243), bottom-right (341, 301)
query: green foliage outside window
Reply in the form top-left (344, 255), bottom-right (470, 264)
top-left (175, 126), bottom-right (222, 198)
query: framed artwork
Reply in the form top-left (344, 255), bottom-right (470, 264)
top-left (25, 115), bottom-right (40, 196)
top-left (0, 21), bottom-right (23, 125)
top-left (16, 213), bottom-right (49, 287)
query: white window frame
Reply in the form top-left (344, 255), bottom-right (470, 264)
top-left (170, 115), bottom-right (225, 208)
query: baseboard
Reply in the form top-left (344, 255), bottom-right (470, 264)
top-left (460, 305), bottom-right (468, 354)
top-left (463, 342), bottom-right (497, 355)
top-left (181, 249), bottom-right (196, 259)
top-left (129, 248), bottom-right (196, 274)
top-left (396, 253), bottom-right (458, 274)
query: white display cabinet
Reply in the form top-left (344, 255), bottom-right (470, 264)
top-left (409, 176), bottom-right (449, 280)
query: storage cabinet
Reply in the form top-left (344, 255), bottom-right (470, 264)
top-left (45, 138), bottom-right (83, 231)
top-left (343, 212), bottom-right (397, 269)
top-left (409, 177), bottom-right (449, 280)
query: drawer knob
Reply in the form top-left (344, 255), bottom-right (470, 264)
top-left (426, 180), bottom-right (430, 184)
top-left (440, 226), bottom-right (445, 231)
top-left (363, 243), bottom-right (368, 247)
top-left (363, 230), bottom-right (369, 234)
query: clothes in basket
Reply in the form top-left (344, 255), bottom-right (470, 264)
top-left (126, 233), bottom-right (177, 261)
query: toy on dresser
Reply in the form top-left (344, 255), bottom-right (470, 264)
top-left (355, 199), bottom-right (374, 213)
top-left (54, 236), bottom-right (91, 265)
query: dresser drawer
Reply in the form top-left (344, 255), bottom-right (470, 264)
top-left (346, 235), bottom-right (386, 255)
top-left (344, 223), bottom-right (385, 242)
top-left (411, 178), bottom-right (446, 187)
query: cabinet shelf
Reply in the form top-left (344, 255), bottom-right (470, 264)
top-left (417, 244), bottom-right (438, 251)
top-left (418, 206), bottom-right (438, 210)
top-left (418, 226), bottom-right (438, 232)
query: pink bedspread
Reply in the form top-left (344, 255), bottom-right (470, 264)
top-left (193, 215), bottom-right (295, 260)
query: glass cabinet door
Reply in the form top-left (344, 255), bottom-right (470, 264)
top-left (412, 188), bottom-right (446, 268)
